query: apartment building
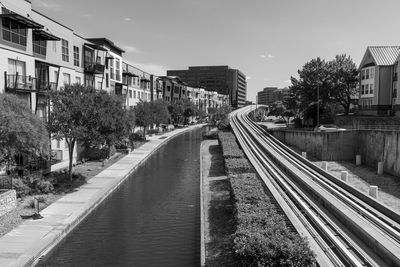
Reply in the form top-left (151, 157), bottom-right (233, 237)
top-left (358, 46), bottom-right (400, 116)
top-left (122, 61), bottom-right (154, 108)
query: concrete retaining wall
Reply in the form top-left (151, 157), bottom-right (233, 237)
top-left (270, 129), bottom-right (400, 177)
top-left (0, 190), bottom-right (16, 217)
top-left (270, 130), bottom-right (357, 161)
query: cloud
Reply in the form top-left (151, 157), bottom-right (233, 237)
top-left (260, 53), bottom-right (275, 59)
top-left (123, 17), bottom-right (132, 21)
top-left (132, 62), bottom-right (169, 76)
top-left (121, 45), bottom-right (142, 54)
top-left (284, 80), bottom-right (291, 84)
top-left (33, 0), bottom-right (62, 11)
top-left (246, 76), bottom-right (252, 80)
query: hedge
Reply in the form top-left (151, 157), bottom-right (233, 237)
top-left (219, 129), bottom-right (316, 266)
top-left (230, 173), bottom-right (316, 266)
top-left (224, 158), bottom-right (252, 174)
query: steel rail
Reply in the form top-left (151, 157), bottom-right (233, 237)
top-left (246, 113), bottom-right (400, 247)
top-left (230, 107), bottom-right (369, 266)
top-left (230, 106), bottom-right (400, 266)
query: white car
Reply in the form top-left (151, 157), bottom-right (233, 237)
top-left (315, 124), bottom-right (346, 132)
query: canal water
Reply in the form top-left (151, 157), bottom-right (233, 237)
top-left (39, 128), bottom-right (203, 267)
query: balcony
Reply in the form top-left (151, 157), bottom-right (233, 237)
top-left (84, 63), bottom-right (105, 74)
top-left (36, 79), bottom-right (57, 92)
top-left (5, 73), bottom-right (36, 92)
top-left (5, 73), bottom-right (57, 93)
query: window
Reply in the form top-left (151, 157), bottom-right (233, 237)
top-left (361, 69), bottom-right (365, 80)
top-left (134, 91), bottom-right (136, 98)
top-left (63, 73), bottom-right (71, 85)
top-left (365, 69), bottom-right (369, 79)
top-left (2, 18), bottom-right (27, 46)
top-left (33, 35), bottom-right (46, 55)
top-left (393, 83), bottom-right (397, 98)
top-left (53, 71), bottom-right (58, 83)
top-left (106, 73), bottom-right (109, 87)
top-left (8, 59), bottom-right (26, 75)
top-left (73, 46), bottom-right (79, 66)
top-left (365, 84), bottom-right (369, 94)
top-left (62, 39), bottom-right (69, 62)
top-left (370, 68), bottom-right (374, 79)
top-left (115, 59), bottom-right (120, 80)
top-left (129, 90), bottom-right (132, 98)
top-left (76, 76), bottom-right (81, 84)
top-left (370, 84), bottom-right (373, 94)
top-left (110, 59), bottom-right (114, 79)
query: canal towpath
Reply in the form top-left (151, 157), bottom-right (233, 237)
top-left (0, 124), bottom-right (204, 267)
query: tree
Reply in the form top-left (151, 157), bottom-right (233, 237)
top-left (90, 91), bottom-right (129, 152)
top-left (134, 100), bottom-right (153, 138)
top-left (168, 100), bottom-right (185, 125)
top-left (290, 57), bottom-right (333, 113)
top-left (49, 84), bottom-right (97, 180)
top-left (211, 104), bottom-right (232, 129)
top-left (0, 93), bottom-right (48, 171)
top-left (329, 54), bottom-right (359, 115)
top-left (183, 99), bottom-right (198, 124)
top-left (268, 104), bottom-right (295, 127)
top-left (150, 99), bottom-right (170, 126)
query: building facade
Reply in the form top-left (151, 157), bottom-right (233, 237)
top-left (257, 87), bottom-right (278, 106)
top-left (358, 46), bottom-right (400, 116)
top-left (0, 0), bottom-right (231, 171)
top-left (167, 65), bottom-right (247, 109)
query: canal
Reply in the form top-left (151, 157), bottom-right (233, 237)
top-left (39, 128), bottom-right (203, 267)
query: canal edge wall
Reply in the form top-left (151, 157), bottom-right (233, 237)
top-left (0, 125), bottom-right (204, 267)
top-left (200, 142), bottom-right (206, 267)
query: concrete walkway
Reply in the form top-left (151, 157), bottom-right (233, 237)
top-left (0, 125), bottom-right (204, 267)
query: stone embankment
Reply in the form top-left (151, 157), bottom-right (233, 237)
top-left (0, 190), bottom-right (16, 217)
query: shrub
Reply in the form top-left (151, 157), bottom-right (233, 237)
top-left (203, 129), bottom-right (219, 140)
top-left (225, 158), bottom-right (252, 174)
top-left (10, 178), bottom-right (31, 197)
top-left (228, 173), bottom-right (316, 266)
top-left (33, 180), bottom-right (54, 194)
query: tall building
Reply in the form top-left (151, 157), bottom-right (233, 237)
top-left (257, 87), bottom-right (278, 106)
top-left (167, 65), bottom-right (247, 108)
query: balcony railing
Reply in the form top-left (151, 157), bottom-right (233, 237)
top-left (5, 73), bottom-right (57, 93)
top-left (84, 63), bottom-right (105, 74)
top-left (36, 79), bottom-right (57, 92)
top-left (5, 73), bottom-right (36, 92)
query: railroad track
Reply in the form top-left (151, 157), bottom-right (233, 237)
top-left (230, 106), bottom-right (400, 267)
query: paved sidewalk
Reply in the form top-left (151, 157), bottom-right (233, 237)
top-left (0, 125), bottom-right (203, 267)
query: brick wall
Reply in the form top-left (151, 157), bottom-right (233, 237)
top-left (0, 190), bottom-right (17, 217)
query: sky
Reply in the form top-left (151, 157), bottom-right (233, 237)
top-left (32, 0), bottom-right (400, 102)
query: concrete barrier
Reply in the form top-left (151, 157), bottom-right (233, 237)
top-left (369, 186), bottom-right (378, 199)
top-left (340, 171), bottom-right (348, 182)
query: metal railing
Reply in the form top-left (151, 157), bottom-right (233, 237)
top-left (84, 63), bottom-right (105, 74)
top-left (5, 73), bottom-right (56, 92)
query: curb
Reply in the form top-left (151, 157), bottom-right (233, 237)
top-left (200, 141), bottom-right (206, 267)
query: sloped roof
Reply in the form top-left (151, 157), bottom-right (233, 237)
top-left (368, 46), bottom-right (400, 66)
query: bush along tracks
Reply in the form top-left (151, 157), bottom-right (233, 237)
top-left (217, 130), bottom-right (316, 266)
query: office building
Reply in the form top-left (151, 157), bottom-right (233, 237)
top-left (167, 65), bottom-right (247, 108)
